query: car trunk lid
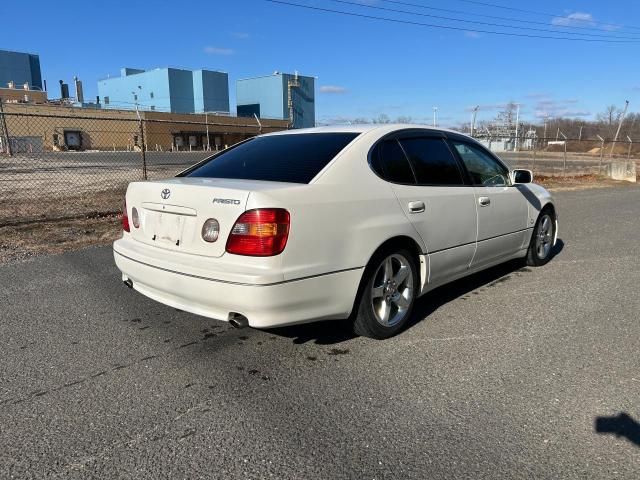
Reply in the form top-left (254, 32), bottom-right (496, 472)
top-left (125, 178), bottom-right (263, 258)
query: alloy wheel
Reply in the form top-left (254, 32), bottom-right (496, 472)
top-left (370, 253), bottom-right (414, 327)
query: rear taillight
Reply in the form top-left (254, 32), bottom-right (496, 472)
top-left (226, 209), bottom-right (290, 256)
top-left (122, 200), bottom-right (130, 232)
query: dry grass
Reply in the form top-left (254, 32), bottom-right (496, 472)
top-left (0, 214), bottom-right (121, 263)
top-left (0, 188), bottom-right (125, 225)
top-left (534, 174), bottom-right (635, 190)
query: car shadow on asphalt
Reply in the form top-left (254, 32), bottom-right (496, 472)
top-left (270, 240), bottom-right (565, 345)
top-left (408, 239), bottom-right (564, 331)
top-left (595, 413), bottom-right (640, 447)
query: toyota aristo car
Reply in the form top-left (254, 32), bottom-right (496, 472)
top-left (114, 125), bottom-right (557, 339)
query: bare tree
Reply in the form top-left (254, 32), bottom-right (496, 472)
top-left (495, 102), bottom-right (518, 126)
top-left (352, 117), bottom-right (370, 124)
top-left (597, 105), bottom-right (621, 126)
top-left (372, 113), bottom-right (391, 124)
top-left (396, 115), bottom-right (413, 123)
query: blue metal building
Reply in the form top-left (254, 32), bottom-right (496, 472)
top-left (236, 72), bottom-right (315, 128)
top-left (97, 67), bottom-right (229, 113)
top-left (0, 49), bottom-right (42, 90)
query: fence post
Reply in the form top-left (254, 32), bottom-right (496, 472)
top-left (0, 100), bottom-right (12, 156)
top-left (596, 135), bottom-right (604, 175)
top-left (531, 138), bottom-right (537, 173)
top-left (136, 110), bottom-right (148, 180)
top-left (627, 136), bottom-right (633, 176)
top-left (559, 132), bottom-right (568, 177)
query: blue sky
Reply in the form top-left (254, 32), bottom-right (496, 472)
top-left (3, 0), bottom-right (639, 126)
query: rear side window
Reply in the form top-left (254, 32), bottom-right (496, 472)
top-left (185, 133), bottom-right (359, 183)
top-left (371, 139), bottom-right (415, 184)
top-left (399, 137), bottom-right (464, 185)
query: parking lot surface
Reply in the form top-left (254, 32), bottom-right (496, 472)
top-left (1, 185), bottom-right (639, 479)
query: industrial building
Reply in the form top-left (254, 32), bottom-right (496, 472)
top-left (97, 67), bottom-right (230, 114)
top-left (0, 49), bottom-right (43, 90)
top-left (236, 72), bottom-right (315, 129)
top-left (0, 103), bottom-right (288, 153)
top-left (0, 84), bottom-right (48, 104)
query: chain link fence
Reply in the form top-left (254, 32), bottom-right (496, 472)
top-left (0, 108), bottom-right (287, 225)
top-left (1, 109), bottom-right (638, 225)
top-left (475, 135), bottom-right (639, 178)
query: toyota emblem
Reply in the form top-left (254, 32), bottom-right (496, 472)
top-left (161, 188), bottom-right (171, 200)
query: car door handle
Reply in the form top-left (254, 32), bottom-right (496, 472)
top-left (408, 201), bottom-right (425, 213)
top-left (478, 196), bottom-right (491, 207)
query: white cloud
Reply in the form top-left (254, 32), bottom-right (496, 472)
top-left (320, 85), bottom-right (348, 94)
top-left (551, 12), bottom-right (595, 27)
top-left (464, 103), bottom-right (510, 112)
top-left (232, 32), bottom-right (250, 39)
top-left (533, 97), bottom-right (590, 118)
top-left (204, 46), bottom-right (234, 55)
top-left (464, 31), bottom-right (481, 39)
top-left (535, 109), bottom-right (591, 118)
top-left (525, 92), bottom-right (550, 99)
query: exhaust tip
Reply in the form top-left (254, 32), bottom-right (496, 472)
top-left (123, 278), bottom-right (133, 289)
top-left (228, 313), bottom-right (249, 329)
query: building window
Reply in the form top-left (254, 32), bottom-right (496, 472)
top-left (104, 96), bottom-right (109, 105)
top-left (150, 106), bottom-right (155, 111)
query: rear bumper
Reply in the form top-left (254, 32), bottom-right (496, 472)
top-left (113, 238), bottom-right (363, 328)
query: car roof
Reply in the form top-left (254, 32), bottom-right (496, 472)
top-left (262, 124), bottom-right (471, 138)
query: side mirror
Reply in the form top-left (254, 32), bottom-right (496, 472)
top-left (511, 169), bottom-right (533, 184)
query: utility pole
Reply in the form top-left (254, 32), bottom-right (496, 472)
top-left (514, 103), bottom-right (520, 151)
top-left (610, 99), bottom-right (629, 156)
top-left (433, 106), bottom-right (438, 127)
top-left (471, 105), bottom-right (479, 137)
top-left (543, 115), bottom-right (548, 144)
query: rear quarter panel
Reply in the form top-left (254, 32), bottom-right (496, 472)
top-left (246, 130), bottom-right (425, 282)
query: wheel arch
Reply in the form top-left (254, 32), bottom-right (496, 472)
top-left (349, 235), bottom-right (426, 318)
top-left (541, 201), bottom-right (556, 217)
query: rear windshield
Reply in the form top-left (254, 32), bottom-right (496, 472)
top-left (184, 133), bottom-right (360, 183)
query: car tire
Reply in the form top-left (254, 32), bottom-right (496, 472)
top-left (351, 248), bottom-right (418, 339)
top-left (526, 208), bottom-right (556, 267)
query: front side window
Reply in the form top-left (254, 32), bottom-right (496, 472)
top-left (371, 139), bottom-right (415, 184)
top-left (451, 141), bottom-right (510, 186)
top-left (398, 137), bottom-right (464, 185)
top-left (185, 133), bottom-right (359, 184)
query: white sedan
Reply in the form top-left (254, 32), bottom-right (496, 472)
top-left (114, 125), bottom-right (557, 339)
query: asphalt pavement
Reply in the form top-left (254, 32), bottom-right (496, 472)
top-left (1, 185), bottom-right (639, 479)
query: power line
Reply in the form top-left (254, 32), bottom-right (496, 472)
top-left (379, 0), bottom-right (640, 37)
top-left (265, 0), bottom-right (640, 43)
top-left (452, 0), bottom-right (640, 32)
top-left (327, 0), bottom-right (640, 39)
